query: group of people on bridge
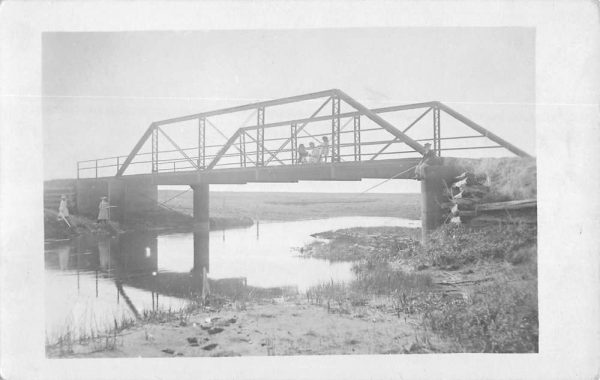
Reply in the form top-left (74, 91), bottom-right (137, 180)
top-left (291, 136), bottom-right (440, 179)
top-left (297, 136), bottom-right (330, 164)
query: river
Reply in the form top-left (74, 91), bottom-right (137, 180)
top-left (44, 216), bottom-right (419, 343)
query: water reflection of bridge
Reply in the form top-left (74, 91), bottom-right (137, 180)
top-left (47, 232), bottom-right (292, 317)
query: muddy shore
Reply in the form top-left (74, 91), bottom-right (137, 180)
top-left (48, 297), bottom-right (448, 358)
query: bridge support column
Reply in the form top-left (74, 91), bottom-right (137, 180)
top-left (420, 166), bottom-right (446, 244)
top-left (192, 183), bottom-right (210, 273)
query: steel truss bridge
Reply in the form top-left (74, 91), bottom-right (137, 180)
top-left (77, 89), bottom-right (531, 184)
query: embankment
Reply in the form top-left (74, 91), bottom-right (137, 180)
top-left (299, 220), bottom-right (538, 353)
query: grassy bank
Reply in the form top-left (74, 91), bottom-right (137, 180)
top-left (159, 191), bottom-right (421, 221)
top-left (303, 222), bottom-right (538, 353)
top-left (444, 157), bottom-right (537, 202)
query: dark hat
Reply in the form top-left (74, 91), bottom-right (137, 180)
top-left (424, 142), bottom-right (432, 147)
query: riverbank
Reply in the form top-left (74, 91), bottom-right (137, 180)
top-left (300, 223), bottom-right (538, 353)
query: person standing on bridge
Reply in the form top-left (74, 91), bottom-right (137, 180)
top-left (414, 142), bottom-right (441, 179)
top-left (297, 143), bottom-right (308, 164)
top-left (308, 142), bottom-right (320, 163)
top-left (97, 196), bottom-right (110, 224)
top-left (319, 136), bottom-right (330, 163)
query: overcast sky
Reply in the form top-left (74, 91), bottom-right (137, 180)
top-left (42, 27), bottom-right (534, 192)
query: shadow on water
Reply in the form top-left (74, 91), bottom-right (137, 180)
top-left (45, 231), bottom-right (258, 302)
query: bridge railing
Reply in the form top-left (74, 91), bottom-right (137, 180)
top-left (76, 89), bottom-right (531, 179)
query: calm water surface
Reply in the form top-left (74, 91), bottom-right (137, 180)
top-left (45, 216), bottom-right (419, 342)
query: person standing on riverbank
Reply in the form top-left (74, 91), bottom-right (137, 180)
top-left (97, 196), bottom-right (110, 224)
top-left (57, 194), bottom-right (70, 223)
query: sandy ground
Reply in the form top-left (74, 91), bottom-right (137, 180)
top-left (48, 297), bottom-right (449, 358)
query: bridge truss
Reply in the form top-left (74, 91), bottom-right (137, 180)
top-left (77, 89), bottom-right (531, 179)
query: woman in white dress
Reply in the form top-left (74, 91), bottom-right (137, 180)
top-left (308, 142), bottom-right (320, 163)
top-left (97, 196), bottom-right (110, 224)
top-left (57, 194), bottom-right (70, 221)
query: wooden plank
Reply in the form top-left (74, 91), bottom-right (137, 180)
top-left (477, 199), bottom-right (537, 211)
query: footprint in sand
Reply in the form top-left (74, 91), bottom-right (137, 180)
top-left (203, 343), bottom-right (218, 351)
top-left (208, 327), bottom-right (224, 335)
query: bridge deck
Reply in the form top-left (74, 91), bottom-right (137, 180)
top-left (100, 158), bottom-right (421, 186)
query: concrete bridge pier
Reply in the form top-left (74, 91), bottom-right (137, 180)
top-left (420, 166), bottom-right (454, 244)
top-left (192, 183), bottom-right (210, 273)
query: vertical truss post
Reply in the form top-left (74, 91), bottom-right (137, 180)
top-left (331, 95), bottom-right (341, 162)
top-left (290, 123), bottom-right (298, 164)
top-left (198, 118), bottom-right (206, 169)
top-left (238, 133), bottom-right (245, 168)
top-left (256, 107), bottom-right (265, 166)
top-left (151, 126), bottom-right (159, 173)
top-left (433, 106), bottom-right (441, 156)
top-left (242, 132), bottom-right (247, 167)
top-left (353, 115), bottom-right (361, 161)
